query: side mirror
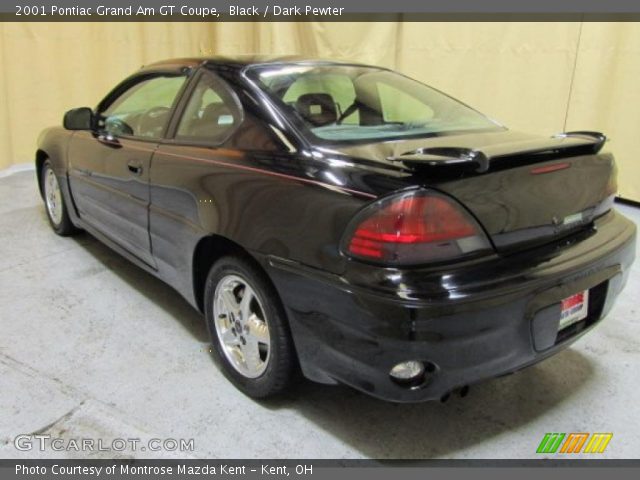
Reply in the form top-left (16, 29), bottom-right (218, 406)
top-left (63, 107), bottom-right (93, 130)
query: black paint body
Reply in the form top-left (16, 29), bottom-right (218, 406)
top-left (36, 57), bottom-right (636, 402)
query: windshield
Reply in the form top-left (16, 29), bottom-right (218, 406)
top-left (248, 64), bottom-right (502, 143)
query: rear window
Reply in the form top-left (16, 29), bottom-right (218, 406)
top-left (247, 64), bottom-right (501, 143)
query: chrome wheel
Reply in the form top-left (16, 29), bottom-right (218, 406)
top-left (44, 167), bottom-right (63, 226)
top-left (213, 274), bottom-right (271, 378)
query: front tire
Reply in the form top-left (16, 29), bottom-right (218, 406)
top-left (204, 255), bottom-right (296, 398)
top-left (41, 161), bottom-right (77, 236)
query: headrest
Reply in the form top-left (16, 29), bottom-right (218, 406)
top-left (295, 93), bottom-right (337, 127)
top-left (202, 103), bottom-right (233, 124)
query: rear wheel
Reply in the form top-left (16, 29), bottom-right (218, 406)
top-left (41, 161), bottom-right (77, 236)
top-left (204, 256), bottom-right (296, 398)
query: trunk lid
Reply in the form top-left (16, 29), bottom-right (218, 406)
top-left (332, 129), bottom-right (617, 252)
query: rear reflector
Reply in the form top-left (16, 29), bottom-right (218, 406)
top-left (342, 190), bottom-right (492, 265)
top-left (530, 162), bottom-right (571, 175)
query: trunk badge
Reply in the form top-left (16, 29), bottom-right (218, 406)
top-left (563, 212), bottom-right (584, 226)
top-left (553, 212), bottom-right (584, 230)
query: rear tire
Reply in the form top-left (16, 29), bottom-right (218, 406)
top-left (204, 255), bottom-right (296, 398)
top-left (41, 160), bottom-right (77, 236)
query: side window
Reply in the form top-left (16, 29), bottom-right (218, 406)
top-left (100, 75), bottom-right (186, 139)
top-left (175, 73), bottom-right (242, 143)
top-left (377, 82), bottom-right (435, 124)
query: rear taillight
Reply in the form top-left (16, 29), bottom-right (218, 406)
top-left (341, 190), bottom-right (492, 265)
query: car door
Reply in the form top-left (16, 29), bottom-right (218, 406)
top-left (146, 70), bottom-right (246, 293)
top-left (67, 72), bottom-right (188, 267)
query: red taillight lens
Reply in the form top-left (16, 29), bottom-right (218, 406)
top-left (343, 190), bottom-right (492, 265)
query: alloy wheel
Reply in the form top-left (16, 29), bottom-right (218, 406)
top-left (213, 274), bottom-right (271, 378)
top-left (44, 167), bottom-right (63, 226)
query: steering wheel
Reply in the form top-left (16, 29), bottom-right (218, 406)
top-left (137, 106), bottom-right (170, 137)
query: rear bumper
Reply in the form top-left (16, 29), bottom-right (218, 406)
top-left (262, 210), bottom-right (636, 402)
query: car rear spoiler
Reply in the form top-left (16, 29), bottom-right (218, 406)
top-left (391, 131), bottom-right (607, 174)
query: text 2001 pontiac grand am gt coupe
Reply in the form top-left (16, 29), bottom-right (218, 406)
top-left (36, 56), bottom-right (636, 402)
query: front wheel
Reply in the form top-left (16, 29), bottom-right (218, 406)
top-left (41, 160), bottom-right (77, 236)
top-left (204, 256), bottom-right (297, 398)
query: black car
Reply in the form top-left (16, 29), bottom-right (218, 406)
top-left (36, 56), bottom-right (636, 402)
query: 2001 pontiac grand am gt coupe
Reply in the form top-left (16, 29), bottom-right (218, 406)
top-left (36, 56), bottom-right (636, 402)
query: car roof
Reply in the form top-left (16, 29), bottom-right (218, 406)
top-left (140, 55), bottom-right (378, 72)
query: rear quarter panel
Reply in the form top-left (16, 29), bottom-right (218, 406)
top-left (148, 144), bottom-right (387, 304)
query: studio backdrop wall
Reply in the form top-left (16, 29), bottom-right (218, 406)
top-left (0, 22), bottom-right (638, 201)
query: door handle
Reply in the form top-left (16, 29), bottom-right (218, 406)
top-left (95, 132), bottom-right (122, 148)
top-left (128, 162), bottom-right (143, 176)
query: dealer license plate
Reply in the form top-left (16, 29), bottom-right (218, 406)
top-left (558, 290), bottom-right (589, 331)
